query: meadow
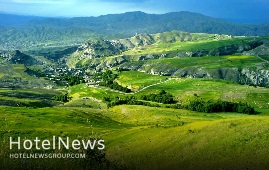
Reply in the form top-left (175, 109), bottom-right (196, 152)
top-left (1, 98), bottom-right (269, 169)
top-left (56, 72), bottom-right (269, 169)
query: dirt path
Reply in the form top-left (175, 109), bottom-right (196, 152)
top-left (88, 78), bottom-right (177, 95)
top-left (133, 78), bottom-right (174, 94)
top-left (256, 55), bottom-right (269, 64)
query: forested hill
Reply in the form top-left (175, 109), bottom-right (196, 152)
top-left (71, 11), bottom-right (269, 36)
top-left (1, 11), bottom-right (269, 50)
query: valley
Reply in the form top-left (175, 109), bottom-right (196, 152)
top-left (0, 13), bottom-right (269, 169)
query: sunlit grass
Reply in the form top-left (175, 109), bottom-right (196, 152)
top-left (116, 71), bottom-right (167, 90)
top-left (123, 37), bottom-right (250, 56)
top-left (105, 116), bottom-right (269, 169)
top-left (140, 55), bottom-right (262, 70)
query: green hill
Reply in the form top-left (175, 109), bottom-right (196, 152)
top-left (1, 18), bottom-right (269, 168)
top-left (69, 71), bottom-right (269, 113)
top-left (1, 72), bottom-right (269, 168)
top-left (0, 50), bottom-right (42, 66)
top-left (66, 31), bottom-right (269, 87)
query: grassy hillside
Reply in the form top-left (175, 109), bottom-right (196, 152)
top-left (0, 64), bottom-right (55, 89)
top-left (65, 73), bottom-right (269, 168)
top-left (0, 71), bottom-right (269, 169)
top-left (137, 55), bottom-right (263, 70)
top-left (123, 36), bottom-right (246, 56)
top-left (0, 88), bottom-right (61, 107)
top-left (104, 115), bottom-right (269, 169)
top-left (1, 77), bottom-right (269, 169)
top-left (1, 26), bottom-right (269, 168)
top-left (68, 71), bottom-right (269, 114)
top-left (116, 71), bottom-right (168, 91)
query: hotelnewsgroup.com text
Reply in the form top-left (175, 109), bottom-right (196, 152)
top-left (10, 153), bottom-right (86, 159)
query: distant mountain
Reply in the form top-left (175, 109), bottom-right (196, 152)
top-left (224, 18), bottom-right (269, 24)
top-left (32, 11), bottom-right (269, 36)
top-left (0, 13), bottom-right (46, 26)
top-left (1, 11), bottom-right (269, 50)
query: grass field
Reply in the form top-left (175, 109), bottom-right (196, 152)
top-left (69, 71), bottom-right (269, 114)
top-left (123, 37), bottom-right (251, 56)
top-left (0, 72), bottom-right (269, 169)
top-left (65, 71), bottom-right (269, 168)
top-left (0, 64), bottom-right (56, 89)
top-left (104, 116), bottom-right (269, 169)
top-left (116, 71), bottom-right (168, 90)
top-left (1, 103), bottom-right (269, 169)
top-left (131, 78), bottom-right (269, 107)
top-left (137, 55), bottom-right (264, 70)
top-left (0, 88), bottom-right (61, 107)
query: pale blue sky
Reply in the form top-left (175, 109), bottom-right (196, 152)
top-left (1, 0), bottom-right (269, 22)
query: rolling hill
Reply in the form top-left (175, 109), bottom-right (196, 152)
top-left (66, 31), bottom-right (269, 87)
top-left (1, 12), bottom-right (269, 169)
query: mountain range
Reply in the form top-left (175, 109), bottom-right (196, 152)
top-left (1, 11), bottom-right (269, 51)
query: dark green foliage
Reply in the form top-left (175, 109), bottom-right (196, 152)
top-left (140, 90), bottom-right (174, 104)
top-left (94, 70), bottom-right (131, 93)
top-left (106, 96), bottom-right (161, 108)
top-left (100, 82), bottom-right (131, 93)
top-left (25, 68), bottom-right (46, 78)
top-left (105, 90), bottom-right (173, 108)
top-left (25, 46), bottom-right (79, 61)
top-left (54, 93), bottom-right (71, 102)
top-left (103, 96), bottom-right (111, 102)
top-left (62, 75), bottom-right (85, 86)
top-left (82, 147), bottom-right (112, 169)
top-left (105, 92), bottom-right (255, 114)
top-left (185, 99), bottom-right (255, 114)
top-left (2, 50), bottom-right (41, 65)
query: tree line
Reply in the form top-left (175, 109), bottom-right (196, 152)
top-left (170, 99), bottom-right (255, 114)
top-left (94, 70), bottom-right (131, 93)
top-left (104, 90), bottom-right (256, 115)
top-left (54, 93), bottom-right (71, 102)
top-left (183, 99), bottom-right (255, 114)
top-left (140, 90), bottom-right (174, 104)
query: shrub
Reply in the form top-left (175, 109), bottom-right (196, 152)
top-left (54, 93), bottom-right (71, 102)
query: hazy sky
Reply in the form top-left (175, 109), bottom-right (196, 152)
top-left (1, 0), bottom-right (269, 22)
